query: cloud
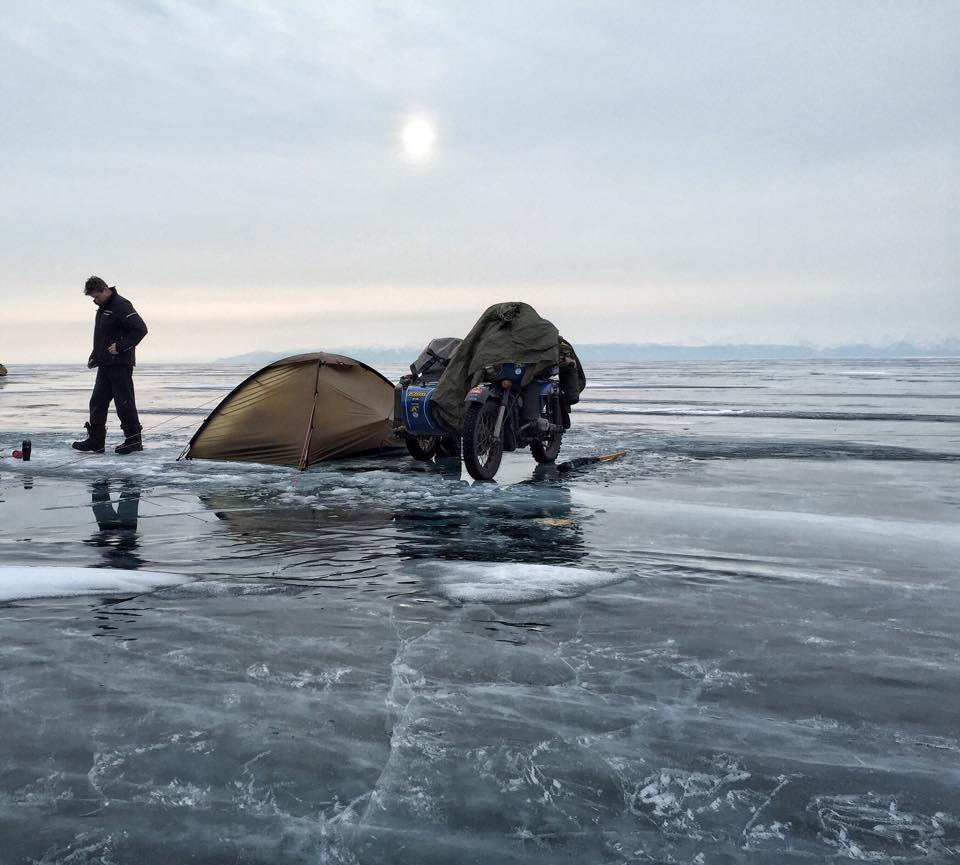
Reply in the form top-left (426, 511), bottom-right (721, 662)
top-left (0, 1), bottom-right (957, 360)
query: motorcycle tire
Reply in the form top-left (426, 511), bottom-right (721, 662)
top-left (531, 396), bottom-right (563, 464)
top-left (405, 434), bottom-right (441, 462)
top-left (531, 432), bottom-right (562, 464)
top-left (463, 401), bottom-right (504, 481)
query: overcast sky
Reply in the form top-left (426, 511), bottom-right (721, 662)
top-left (1, 1), bottom-right (957, 362)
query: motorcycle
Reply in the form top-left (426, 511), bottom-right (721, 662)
top-left (460, 362), bottom-right (565, 481)
top-left (394, 338), bottom-right (462, 462)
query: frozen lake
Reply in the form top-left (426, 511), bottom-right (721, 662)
top-left (1, 359), bottom-right (959, 863)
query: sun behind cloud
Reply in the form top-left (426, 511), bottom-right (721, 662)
top-left (400, 115), bottom-right (437, 163)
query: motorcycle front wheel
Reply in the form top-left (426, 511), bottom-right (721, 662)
top-left (462, 401), bottom-right (503, 480)
top-left (405, 434), bottom-right (441, 461)
top-left (530, 396), bottom-right (563, 464)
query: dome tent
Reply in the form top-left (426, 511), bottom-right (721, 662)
top-left (181, 353), bottom-right (401, 470)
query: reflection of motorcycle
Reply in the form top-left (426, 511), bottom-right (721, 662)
top-left (461, 362), bottom-right (564, 480)
top-left (392, 467), bottom-right (586, 565)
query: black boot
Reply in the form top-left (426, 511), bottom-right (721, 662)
top-left (72, 422), bottom-right (105, 453)
top-left (115, 432), bottom-right (143, 455)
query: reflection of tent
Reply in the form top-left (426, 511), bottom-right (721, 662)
top-left (200, 491), bottom-right (395, 558)
top-left (182, 353), bottom-right (401, 469)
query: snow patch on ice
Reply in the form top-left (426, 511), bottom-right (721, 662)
top-left (408, 560), bottom-right (625, 603)
top-left (893, 733), bottom-right (960, 753)
top-left (811, 794), bottom-right (960, 860)
top-left (628, 756), bottom-right (756, 837)
top-left (148, 780), bottom-right (211, 808)
top-left (0, 565), bottom-right (189, 601)
top-left (245, 662), bottom-right (353, 690)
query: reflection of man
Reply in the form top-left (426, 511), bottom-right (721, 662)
top-left (72, 276), bottom-right (148, 455)
top-left (86, 480), bottom-right (145, 570)
top-left (91, 479), bottom-right (141, 529)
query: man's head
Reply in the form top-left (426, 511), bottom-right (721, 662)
top-left (84, 276), bottom-right (113, 306)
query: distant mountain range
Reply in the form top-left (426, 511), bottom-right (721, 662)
top-left (216, 341), bottom-right (960, 366)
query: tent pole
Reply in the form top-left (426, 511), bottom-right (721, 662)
top-left (297, 359), bottom-right (324, 471)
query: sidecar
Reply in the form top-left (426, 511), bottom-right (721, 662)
top-left (394, 338), bottom-right (462, 461)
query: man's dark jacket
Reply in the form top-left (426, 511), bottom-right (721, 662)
top-left (88, 290), bottom-right (148, 368)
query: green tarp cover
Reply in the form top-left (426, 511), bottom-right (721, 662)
top-left (431, 302), bottom-right (561, 430)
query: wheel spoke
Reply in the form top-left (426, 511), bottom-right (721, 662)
top-left (463, 399), bottom-right (504, 480)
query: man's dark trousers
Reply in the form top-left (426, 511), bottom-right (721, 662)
top-left (89, 366), bottom-right (142, 440)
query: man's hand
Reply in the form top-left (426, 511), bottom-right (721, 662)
top-left (107, 343), bottom-right (118, 355)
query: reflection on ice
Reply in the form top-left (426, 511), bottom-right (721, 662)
top-left (85, 478), bottom-right (147, 570)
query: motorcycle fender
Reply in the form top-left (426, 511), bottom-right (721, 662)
top-left (393, 383), bottom-right (405, 430)
top-left (464, 384), bottom-right (492, 404)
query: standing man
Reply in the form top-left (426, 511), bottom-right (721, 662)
top-left (72, 276), bottom-right (148, 454)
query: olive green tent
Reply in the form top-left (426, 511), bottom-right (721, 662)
top-left (181, 352), bottom-right (401, 469)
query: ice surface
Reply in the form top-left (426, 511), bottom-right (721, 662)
top-left (1, 359), bottom-right (959, 863)
top-left (0, 565), bottom-right (190, 601)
